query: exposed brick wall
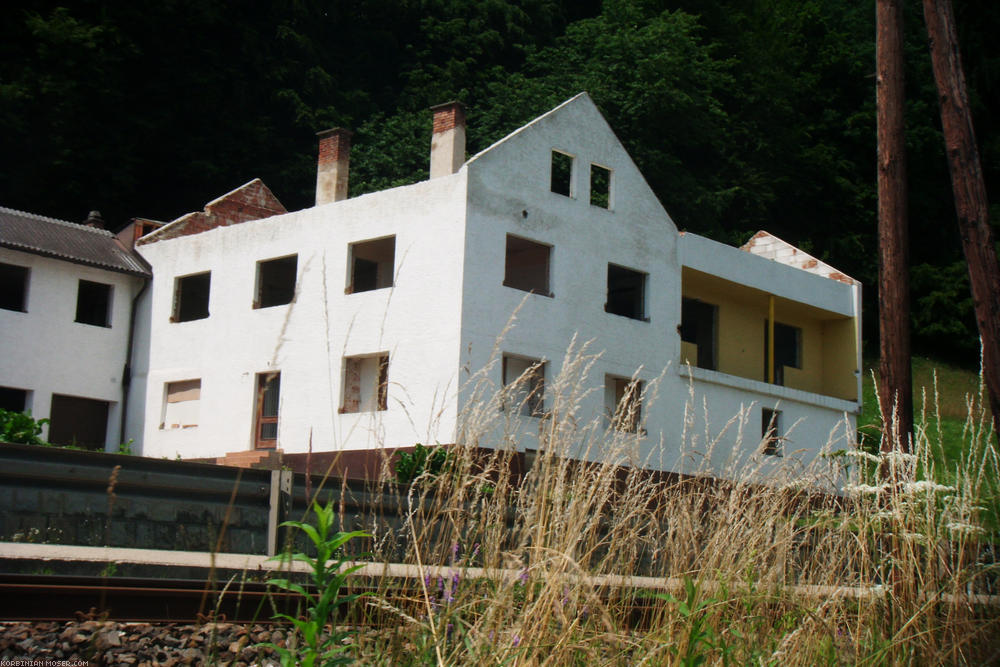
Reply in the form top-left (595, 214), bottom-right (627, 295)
top-left (341, 357), bottom-right (361, 413)
top-left (431, 102), bottom-right (466, 134)
top-left (138, 179), bottom-right (286, 245)
top-left (317, 128), bottom-right (352, 165)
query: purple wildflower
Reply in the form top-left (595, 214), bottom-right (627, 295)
top-left (518, 569), bottom-right (529, 584)
top-left (512, 635), bottom-right (520, 647)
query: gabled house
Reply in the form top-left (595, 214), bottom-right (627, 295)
top-left (0, 207), bottom-right (151, 449)
top-left (126, 93), bottom-right (861, 476)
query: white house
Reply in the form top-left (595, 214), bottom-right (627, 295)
top-left (126, 93), bottom-right (861, 477)
top-left (0, 208), bottom-right (151, 449)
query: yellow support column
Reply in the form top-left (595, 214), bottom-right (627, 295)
top-left (768, 295), bottom-right (775, 384)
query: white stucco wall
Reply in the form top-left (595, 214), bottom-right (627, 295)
top-left (135, 173), bottom-right (467, 459)
top-left (0, 247), bottom-right (145, 449)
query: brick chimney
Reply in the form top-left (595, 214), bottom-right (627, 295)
top-left (429, 101), bottom-right (466, 179)
top-left (315, 128), bottom-right (352, 205)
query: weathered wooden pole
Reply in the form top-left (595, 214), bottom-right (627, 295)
top-left (922, 0), bottom-right (1000, 442)
top-left (877, 0), bottom-right (914, 452)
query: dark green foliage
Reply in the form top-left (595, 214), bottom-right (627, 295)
top-left (1, 0), bottom-right (996, 361)
top-left (0, 409), bottom-right (49, 445)
top-left (395, 443), bottom-right (451, 485)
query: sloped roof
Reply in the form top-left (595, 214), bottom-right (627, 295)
top-left (741, 231), bottom-right (857, 285)
top-left (138, 178), bottom-right (286, 244)
top-left (0, 206), bottom-right (151, 277)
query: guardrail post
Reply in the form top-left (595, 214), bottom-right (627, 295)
top-left (267, 469), bottom-right (293, 557)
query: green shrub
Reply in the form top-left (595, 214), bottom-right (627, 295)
top-left (0, 409), bottom-right (48, 445)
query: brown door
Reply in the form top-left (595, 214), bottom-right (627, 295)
top-left (254, 372), bottom-right (280, 449)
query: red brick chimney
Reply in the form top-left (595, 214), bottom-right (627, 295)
top-left (316, 128), bottom-right (352, 205)
top-left (429, 102), bottom-right (466, 179)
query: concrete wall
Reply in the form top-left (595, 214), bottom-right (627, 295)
top-left (135, 174), bottom-right (467, 459)
top-left (0, 248), bottom-right (145, 449)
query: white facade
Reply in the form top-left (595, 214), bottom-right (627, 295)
top-left (124, 93), bottom-right (861, 477)
top-left (0, 245), bottom-right (146, 450)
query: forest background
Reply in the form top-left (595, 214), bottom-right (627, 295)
top-left (2, 0), bottom-right (997, 363)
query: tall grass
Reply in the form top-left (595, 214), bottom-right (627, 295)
top-left (329, 349), bottom-right (999, 665)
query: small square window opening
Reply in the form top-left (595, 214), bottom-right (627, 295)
top-left (550, 150), bottom-right (574, 197)
top-left (762, 408), bottom-right (783, 456)
top-left (162, 379), bottom-right (201, 429)
top-left (255, 254), bottom-right (297, 308)
top-left (605, 264), bottom-right (647, 320)
top-left (0, 263), bottom-right (29, 312)
top-left (504, 235), bottom-right (552, 296)
top-left (590, 164), bottom-right (611, 209)
top-left (0, 386), bottom-right (28, 413)
top-left (75, 280), bottom-right (112, 327)
top-left (606, 376), bottom-right (643, 433)
top-left (348, 236), bottom-right (395, 293)
top-left (341, 353), bottom-right (389, 413)
top-left (48, 394), bottom-right (109, 450)
top-left (502, 355), bottom-right (545, 417)
top-left (172, 272), bottom-right (211, 322)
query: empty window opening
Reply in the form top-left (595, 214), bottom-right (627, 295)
top-left (161, 379), bottom-right (201, 429)
top-left (48, 394), bottom-right (109, 450)
top-left (172, 272), bottom-right (211, 322)
top-left (255, 254), bottom-right (297, 308)
top-left (605, 264), bottom-right (647, 320)
top-left (590, 164), bottom-right (611, 209)
top-left (341, 354), bottom-right (388, 413)
top-left (0, 263), bottom-right (29, 312)
top-left (254, 372), bottom-right (280, 448)
top-left (502, 355), bottom-right (545, 417)
top-left (0, 386), bottom-right (28, 413)
top-left (75, 280), bottom-right (112, 327)
top-left (680, 298), bottom-right (718, 370)
top-left (504, 235), bottom-right (552, 296)
top-left (762, 408), bottom-right (783, 456)
top-left (606, 376), bottom-right (643, 433)
top-left (550, 150), bottom-right (574, 197)
top-left (348, 236), bottom-right (395, 293)
top-left (764, 322), bottom-right (802, 385)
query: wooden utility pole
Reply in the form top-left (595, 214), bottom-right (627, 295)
top-left (922, 0), bottom-right (1000, 442)
top-left (877, 0), bottom-right (914, 451)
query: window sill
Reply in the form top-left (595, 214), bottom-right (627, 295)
top-left (502, 283), bottom-right (554, 298)
top-left (604, 308), bottom-right (649, 323)
top-left (75, 320), bottom-right (112, 328)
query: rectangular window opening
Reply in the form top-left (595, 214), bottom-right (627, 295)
top-left (680, 298), bottom-right (718, 370)
top-left (504, 235), bottom-right (552, 296)
top-left (606, 376), bottom-right (643, 433)
top-left (255, 254), bottom-right (297, 308)
top-left (172, 272), bottom-right (211, 322)
top-left (762, 408), bottom-right (783, 456)
top-left (48, 394), bottom-right (109, 450)
top-left (255, 372), bottom-right (281, 448)
top-left (0, 263), bottom-right (29, 312)
top-left (502, 355), bottom-right (545, 417)
top-left (340, 353), bottom-right (389, 413)
top-left (75, 279), bottom-right (112, 327)
top-left (348, 236), bottom-right (395, 293)
top-left (764, 321), bottom-right (802, 385)
top-left (161, 379), bottom-right (201, 430)
top-left (0, 386), bottom-right (28, 413)
top-left (605, 264), bottom-right (647, 320)
top-left (590, 164), bottom-right (611, 209)
top-left (550, 150), bottom-right (574, 197)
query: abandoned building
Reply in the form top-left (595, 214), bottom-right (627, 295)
top-left (1, 93), bottom-right (862, 477)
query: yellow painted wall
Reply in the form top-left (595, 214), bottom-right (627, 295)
top-left (822, 318), bottom-right (859, 401)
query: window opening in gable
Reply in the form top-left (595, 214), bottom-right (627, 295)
top-left (255, 372), bottom-right (280, 448)
top-left (550, 150), bottom-right (573, 197)
top-left (764, 321), bottom-right (802, 385)
top-left (590, 164), bottom-right (611, 209)
top-left (75, 280), bottom-right (112, 327)
top-left (340, 353), bottom-right (388, 413)
top-left (605, 264), bottom-right (647, 320)
top-left (0, 263), bottom-right (29, 312)
top-left (348, 236), bottom-right (395, 293)
top-left (680, 298), bottom-right (718, 370)
top-left (762, 407), bottom-right (783, 456)
top-left (606, 376), bottom-right (643, 433)
top-left (0, 386), bottom-right (28, 413)
top-left (502, 354), bottom-right (545, 417)
top-left (255, 254), bottom-right (297, 308)
top-left (504, 235), bottom-right (552, 296)
top-left (48, 394), bottom-right (109, 450)
top-left (162, 379), bottom-right (201, 429)
top-left (172, 272), bottom-right (211, 322)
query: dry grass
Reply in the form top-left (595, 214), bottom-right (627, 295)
top-left (316, 349), bottom-right (999, 665)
